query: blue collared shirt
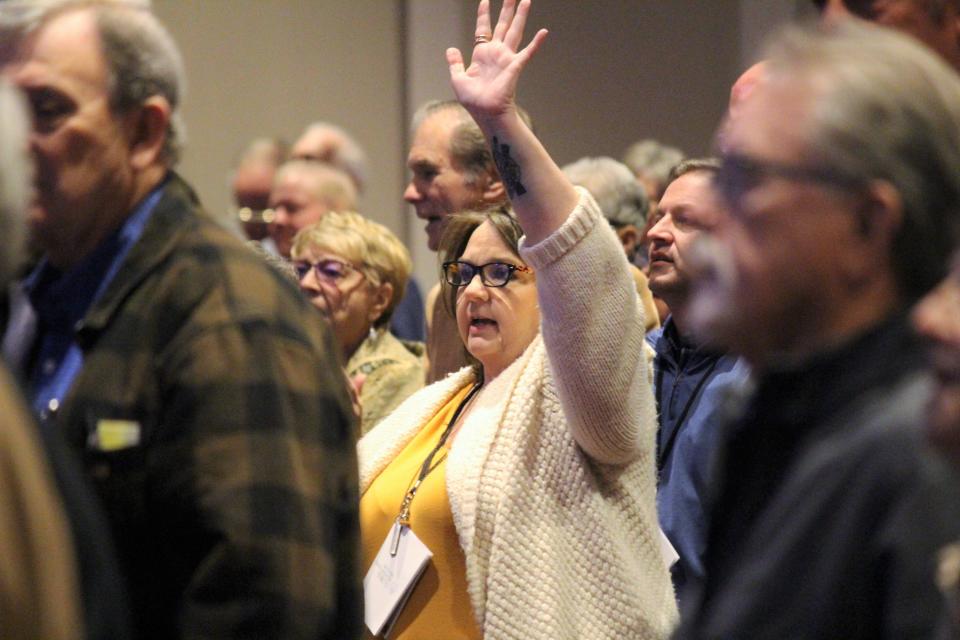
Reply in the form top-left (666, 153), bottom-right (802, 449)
top-left (21, 183), bottom-right (165, 423)
top-left (647, 316), bottom-right (751, 605)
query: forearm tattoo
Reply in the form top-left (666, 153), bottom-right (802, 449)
top-left (492, 136), bottom-right (527, 197)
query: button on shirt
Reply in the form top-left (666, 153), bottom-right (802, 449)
top-left (19, 186), bottom-right (164, 425)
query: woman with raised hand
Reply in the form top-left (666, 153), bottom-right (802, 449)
top-left (358, 1), bottom-right (677, 637)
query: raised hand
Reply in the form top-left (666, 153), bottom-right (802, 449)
top-left (446, 0), bottom-right (548, 125)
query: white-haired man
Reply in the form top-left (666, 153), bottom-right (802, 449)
top-left (0, 2), bottom-right (360, 638)
top-left (291, 121), bottom-right (368, 193)
top-left (267, 159), bottom-right (357, 259)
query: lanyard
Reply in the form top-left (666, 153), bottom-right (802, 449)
top-left (655, 354), bottom-right (719, 474)
top-left (390, 382), bottom-right (482, 556)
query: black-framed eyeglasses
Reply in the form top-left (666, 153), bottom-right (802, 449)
top-left (714, 152), bottom-right (865, 211)
top-left (293, 258), bottom-right (361, 284)
top-left (442, 260), bottom-right (531, 288)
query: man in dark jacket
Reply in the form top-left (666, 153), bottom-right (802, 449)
top-left (645, 158), bottom-right (750, 606)
top-left (0, 75), bottom-right (129, 640)
top-left (676, 22), bottom-right (960, 638)
top-left (0, 2), bottom-right (361, 638)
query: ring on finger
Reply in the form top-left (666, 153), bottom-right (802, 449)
top-left (474, 34), bottom-right (491, 45)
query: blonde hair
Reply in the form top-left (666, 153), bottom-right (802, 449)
top-left (291, 211), bottom-right (412, 328)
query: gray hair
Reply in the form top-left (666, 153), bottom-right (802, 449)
top-left (411, 100), bottom-right (533, 187)
top-left (292, 122), bottom-right (368, 193)
top-left (0, 0), bottom-right (187, 166)
top-left (234, 137), bottom-right (287, 170)
top-left (561, 156), bottom-right (649, 228)
top-left (273, 159), bottom-right (358, 212)
top-left (765, 21), bottom-right (960, 300)
top-left (622, 139), bottom-right (686, 200)
top-left (0, 81), bottom-right (29, 285)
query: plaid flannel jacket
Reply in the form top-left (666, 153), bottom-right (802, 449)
top-left (20, 174), bottom-right (361, 639)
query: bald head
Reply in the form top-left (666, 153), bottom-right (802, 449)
top-left (267, 160), bottom-right (357, 257)
top-left (290, 122), bottom-right (367, 192)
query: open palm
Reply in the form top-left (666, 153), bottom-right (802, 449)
top-left (446, 0), bottom-right (548, 122)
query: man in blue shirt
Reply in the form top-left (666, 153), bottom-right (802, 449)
top-left (645, 158), bottom-right (750, 604)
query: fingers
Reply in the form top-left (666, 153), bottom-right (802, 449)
top-left (352, 373), bottom-right (366, 396)
top-left (503, 0), bottom-right (531, 50)
top-left (493, 0), bottom-right (517, 42)
top-left (514, 27), bottom-right (548, 68)
top-left (446, 47), bottom-right (465, 75)
top-left (475, 0), bottom-right (492, 40)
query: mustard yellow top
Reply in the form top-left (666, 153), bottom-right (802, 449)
top-left (361, 384), bottom-right (481, 640)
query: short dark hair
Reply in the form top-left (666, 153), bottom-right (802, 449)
top-left (663, 157), bottom-right (721, 191)
top-left (436, 205), bottom-right (523, 381)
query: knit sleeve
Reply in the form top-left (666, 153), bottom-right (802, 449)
top-left (519, 187), bottom-right (656, 464)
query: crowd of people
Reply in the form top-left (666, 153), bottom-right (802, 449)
top-left (4, 0), bottom-right (960, 638)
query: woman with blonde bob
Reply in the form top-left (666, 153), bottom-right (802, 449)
top-left (356, 1), bottom-right (676, 637)
top-left (291, 211), bottom-right (424, 434)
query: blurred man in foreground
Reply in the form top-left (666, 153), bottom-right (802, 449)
top-left (678, 21), bottom-right (960, 638)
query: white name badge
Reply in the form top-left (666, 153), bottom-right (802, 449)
top-left (659, 527), bottom-right (680, 569)
top-left (90, 419), bottom-right (141, 452)
top-left (364, 522), bottom-right (433, 638)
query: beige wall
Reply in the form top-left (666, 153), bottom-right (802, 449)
top-left (456, 1), bottom-right (743, 165)
top-left (152, 0), bottom-right (407, 241)
top-left (152, 0), bottom-right (808, 291)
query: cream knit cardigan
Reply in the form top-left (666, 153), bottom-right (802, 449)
top-left (358, 189), bottom-right (678, 639)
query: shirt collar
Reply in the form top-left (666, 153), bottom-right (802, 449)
top-left (751, 312), bottom-right (922, 428)
top-left (25, 179), bottom-right (167, 332)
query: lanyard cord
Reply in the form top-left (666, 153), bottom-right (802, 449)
top-left (396, 382), bottom-right (482, 528)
